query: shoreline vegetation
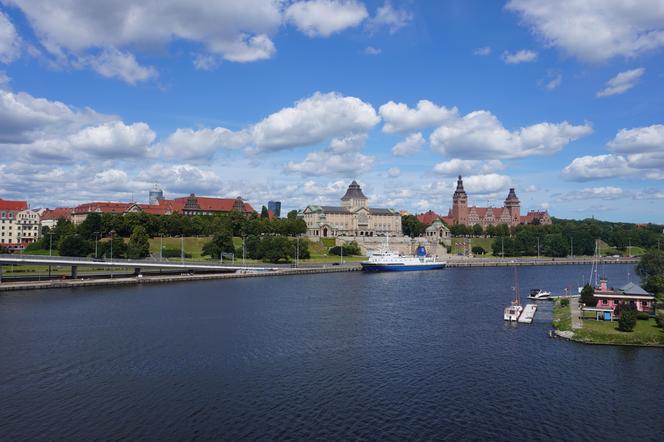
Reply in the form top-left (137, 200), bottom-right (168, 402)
top-left (552, 298), bottom-right (664, 347)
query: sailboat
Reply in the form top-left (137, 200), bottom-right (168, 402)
top-left (579, 239), bottom-right (601, 293)
top-left (504, 266), bottom-right (523, 321)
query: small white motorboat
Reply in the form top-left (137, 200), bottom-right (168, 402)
top-left (528, 289), bottom-right (551, 300)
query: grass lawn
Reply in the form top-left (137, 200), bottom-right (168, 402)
top-left (574, 318), bottom-right (664, 346)
top-left (451, 237), bottom-right (495, 256)
top-left (149, 236), bottom-right (211, 259)
top-left (552, 301), bottom-right (572, 331)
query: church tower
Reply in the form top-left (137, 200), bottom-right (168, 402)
top-left (504, 188), bottom-right (521, 225)
top-left (451, 175), bottom-right (468, 225)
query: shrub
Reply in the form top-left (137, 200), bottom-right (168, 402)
top-left (618, 306), bottom-right (637, 332)
top-left (636, 311), bottom-right (650, 320)
top-left (471, 246), bottom-right (486, 255)
top-left (560, 298), bottom-right (570, 307)
top-left (655, 314), bottom-right (664, 328)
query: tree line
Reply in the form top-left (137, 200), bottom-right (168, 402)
top-left (401, 214), bottom-right (663, 257)
top-left (27, 210), bottom-right (308, 261)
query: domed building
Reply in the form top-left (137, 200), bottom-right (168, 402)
top-left (301, 181), bottom-right (402, 238)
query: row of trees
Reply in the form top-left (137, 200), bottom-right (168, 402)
top-left (401, 214), bottom-right (662, 257)
top-left (28, 210), bottom-right (309, 260)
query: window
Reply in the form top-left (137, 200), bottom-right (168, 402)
top-left (602, 299), bottom-right (608, 305)
top-left (642, 301), bottom-right (648, 307)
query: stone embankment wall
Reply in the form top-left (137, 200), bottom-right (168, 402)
top-left (336, 236), bottom-right (448, 257)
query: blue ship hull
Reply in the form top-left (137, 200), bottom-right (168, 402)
top-left (361, 263), bottom-right (446, 272)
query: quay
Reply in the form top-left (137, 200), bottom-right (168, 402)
top-left (518, 304), bottom-right (538, 324)
top-left (445, 257), bottom-right (638, 267)
top-left (0, 264), bottom-right (362, 292)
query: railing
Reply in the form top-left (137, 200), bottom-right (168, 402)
top-left (0, 254), bottom-right (244, 267)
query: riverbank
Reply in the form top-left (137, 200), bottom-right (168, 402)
top-left (552, 299), bottom-right (664, 347)
top-left (0, 264), bottom-right (362, 292)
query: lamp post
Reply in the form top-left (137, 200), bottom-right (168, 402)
top-left (180, 234), bottom-right (184, 265)
top-left (109, 230), bottom-right (116, 279)
top-left (242, 235), bottom-right (246, 266)
top-left (93, 232), bottom-right (100, 259)
top-left (537, 237), bottom-right (540, 259)
top-left (296, 235), bottom-right (299, 268)
top-left (48, 231), bottom-right (55, 279)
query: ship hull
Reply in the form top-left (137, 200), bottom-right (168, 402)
top-left (360, 263), bottom-right (446, 272)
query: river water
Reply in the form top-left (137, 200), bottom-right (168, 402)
top-left (1, 264), bottom-right (663, 440)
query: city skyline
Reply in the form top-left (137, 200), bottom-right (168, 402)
top-left (1, 1), bottom-right (663, 222)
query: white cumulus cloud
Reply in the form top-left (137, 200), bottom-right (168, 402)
top-left (285, 0), bottom-right (368, 37)
top-left (596, 68), bottom-right (645, 97)
top-left (430, 110), bottom-right (592, 159)
top-left (87, 49), bottom-right (157, 84)
top-left (366, 1), bottom-right (413, 34)
top-left (507, 0), bottom-right (664, 62)
top-left (0, 11), bottom-right (21, 63)
top-left (380, 99), bottom-right (458, 133)
top-left (392, 132), bottom-right (425, 156)
top-left (501, 49), bottom-right (538, 64)
top-left (285, 150), bottom-right (375, 177)
top-left (433, 159), bottom-right (504, 176)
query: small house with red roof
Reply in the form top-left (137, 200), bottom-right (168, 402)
top-left (583, 278), bottom-right (655, 320)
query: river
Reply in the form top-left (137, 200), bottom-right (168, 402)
top-left (1, 264), bottom-right (663, 440)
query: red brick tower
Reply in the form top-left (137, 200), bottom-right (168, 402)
top-left (451, 175), bottom-right (469, 225)
top-left (504, 188), bottom-right (521, 226)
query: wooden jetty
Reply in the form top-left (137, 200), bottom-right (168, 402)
top-left (518, 304), bottom-right (538, 324)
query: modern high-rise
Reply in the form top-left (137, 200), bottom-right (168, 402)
top-left (268, 200), bottom-right (281, 218)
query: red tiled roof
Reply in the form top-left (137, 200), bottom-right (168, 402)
top-left (0, 199), bottom-right (28, 211)
top-left (166, 196), bottom-right (256, 214)
top-left (416, 210), bottom-right (441, 225)
top-left (41, 207), bottom-right (73, 220)
top-left (521, 210), bottom-right (550, 224)
top-left (72, 202), bottom-right (133, 214)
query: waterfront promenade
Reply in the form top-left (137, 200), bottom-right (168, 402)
top-left (0, 255), bottom-right (636, 292)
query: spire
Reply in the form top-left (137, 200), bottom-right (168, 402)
top-left (505, 187), bottom-right (520, 205)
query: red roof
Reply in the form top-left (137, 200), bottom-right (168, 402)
top-left (41, 207), bottom-right (73, 220)
top-left (416, 210), bottom-right (442, 225)
top-left (521, 210), bottom-right (550, 224)
top-left (471, 207), bottom-right (505, 218)
top-left (0, 199), bottom-right (28, 211)
top-left (73, 202), bottom-right (172, 216)
top-left (166, 196), bottom-right (255, 214)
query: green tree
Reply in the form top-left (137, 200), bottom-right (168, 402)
top-left (257, 236), bottom-right (293, 263)
top-left (77, 212), bottom-right (102, 240)
top-left (287, 210), bottom-right (299, 220)
top-left (580, 283), bottom-right (597, 307)
top-left (636, 251), bottom-right (664, 281)
top-left (472, 224), bottom-right (484, 236)
top-left (202, 231), bottom-right (235, 259)
top-left (471, 246), bottom-right (486, 255)
top-left (127, 226), bottom-right (150, 259)
top-left (402, 215), bottom-right (427, 237)
top-left (618, 304), bottom-right (637, 332)
top-left (98, 237), bottom-right (128, 259)
top-left (58, 234), bottom-right (91, 257)
top-left (261, 205), bottom-right (270, 218)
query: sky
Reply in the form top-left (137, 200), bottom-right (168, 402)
top-left (0, 0), bottom-right (663, 223)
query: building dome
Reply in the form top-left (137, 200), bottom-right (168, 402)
top-left (341, 180), bottom-right (367, 201)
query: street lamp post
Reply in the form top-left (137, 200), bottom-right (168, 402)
top-left (242, 236), bottom-right (246, 266)
top-left (180, 234), bottom-right (184, 265)
top-left (93, 232), bottom-right (100, 259)
top-left (296, 235), bottom-right (299, 267)
top-left (537, 237), bottom-right (540, 259)
top-left (109, 230), bottom-right (115, 279)
top-left (48, 231), bottom-right (54, 279)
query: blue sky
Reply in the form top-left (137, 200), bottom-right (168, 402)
top-left (1, 0), bottom-right (663, 222)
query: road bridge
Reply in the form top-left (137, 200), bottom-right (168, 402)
top-left (0, 254), bottom-right (277, 282)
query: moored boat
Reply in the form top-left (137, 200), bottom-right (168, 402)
top-left (360, 242), bottom-right (445, 272)
top-left (504, 266), bottom-right (523, 321)
top-left (528, 288), bottom-right (551, 300)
